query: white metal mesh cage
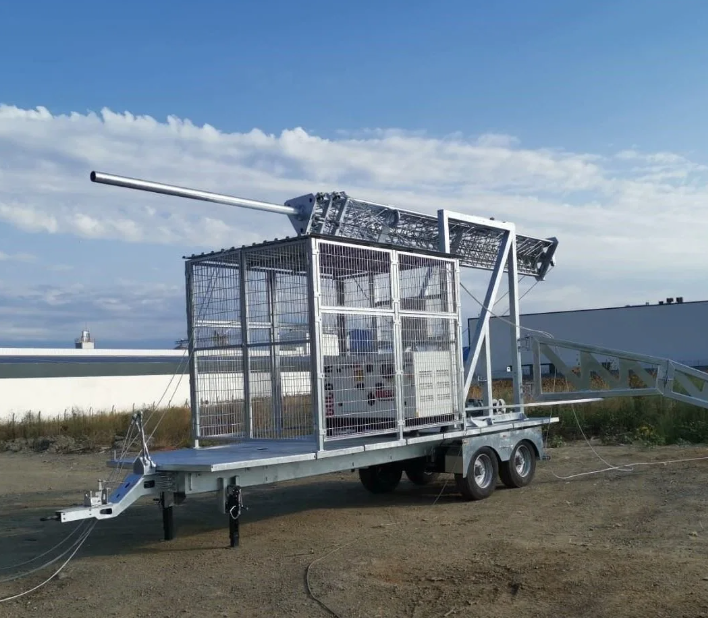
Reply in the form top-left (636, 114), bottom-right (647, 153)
top-left (186, 236), bottom-right (462, 445)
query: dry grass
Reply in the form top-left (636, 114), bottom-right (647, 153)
top-left (0, 406), bottom-right (192, 452)
top-left (478, 375), bottom-right (708, 446)
top-left (2, 374), bottom-right (708, 452)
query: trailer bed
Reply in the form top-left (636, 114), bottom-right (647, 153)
top-left (110, 418), bottom-right (557, 474)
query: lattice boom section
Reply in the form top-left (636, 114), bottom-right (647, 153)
top-left (187, 239), bottom-right (315, 441)
top-left (308, 193), bottom-right (555, 278)
top-left (316, 239), bottom-right (462, 439)
top-left (531, 337), bottom-right (664, 400)
top-left (668, 365), bottom-right (708, 409)
top-left (530, 336), bottom-right (708, 412)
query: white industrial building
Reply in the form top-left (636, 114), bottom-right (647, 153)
top-left (468, 297), bottom-right (708, 380)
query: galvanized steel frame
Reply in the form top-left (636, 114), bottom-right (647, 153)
top-left (186, 235), bottom-right (465, 447)
top-left (437, 210), bottom-right (525, 420)
top-left (56, 420), bottom-right (554, 523)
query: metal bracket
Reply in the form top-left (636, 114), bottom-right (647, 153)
top-left (132, 411), bottom-right (156, 475)
top-left (225, 485), bottom-right (244, 548)
top-left (83, 479), bottom-right (108, 507)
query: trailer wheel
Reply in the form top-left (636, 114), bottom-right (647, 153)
top-left (403, 458), bottom-right (440, 486)
top-left (455, 447), bottom-right (498, 501)
top-left (499, 440), bottom-right (536, 488)
top-left (359, 462), bottom-right (403, 494)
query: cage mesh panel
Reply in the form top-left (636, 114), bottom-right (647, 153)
top-left (400, 316), bottom-right (461, 429)
top-left (398, 253), bottom-right (457, 314)
top-left (195, 348), bottom-right (246, 438)
top-left (315, 239), bottom-right (462, 440)
top-left (318, 242), bottom-right (392, 309)
top-left (188, 240), bottom-right (315, 441)
top-left (245, 244), bottom-right (313, 439)
top-left (322, 313), bottom-right (398, 437)
top-left (191, 256), bottom-right (241, 350)
top-left (280, 344), bottom-right (314, 437)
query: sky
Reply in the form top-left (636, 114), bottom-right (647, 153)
top-left (1, 0), bottom-right (707, 348)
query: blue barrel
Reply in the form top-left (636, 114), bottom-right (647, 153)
top-left (349, 329), bottom-right (375, 354)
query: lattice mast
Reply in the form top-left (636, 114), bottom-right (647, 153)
top-left (90, 172), bottom-right (558, 279)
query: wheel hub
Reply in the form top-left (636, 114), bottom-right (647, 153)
top-left (514, 445), bottom-right (531, 477)
top-left (473, 454), bottom-right (494, 488)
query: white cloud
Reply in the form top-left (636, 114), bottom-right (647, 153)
top-left (0, 250), bottom-right (36, 262)
top-left (0, 278), bottom-right (184, 344)
top-left (1, 103), bottom-right (708, 343)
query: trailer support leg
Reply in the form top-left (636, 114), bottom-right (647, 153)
top-left (226, 485), bottom-right (242, 548)
top-left (160, 492), bottom-right (175, 541)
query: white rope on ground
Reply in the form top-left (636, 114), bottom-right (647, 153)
top-left (0, 522), bottom-right (93, 584)
top-left (0, 521), bottom-right (87, 572)
top-left (0, 522), bottom-right (96, 604)
top-left (547, 396), bottom-right (708, 480)
top-left (549, 455), bottom-right (708, 480)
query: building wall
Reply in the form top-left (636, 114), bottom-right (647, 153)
top-left (0, 375), bottom-right (192, 421)
top-left (0, 348), bottom-right (187, 421)
top-left (0, 347), bottom-right (312, 421)
top-left (468, 300), bottom-right (708, 378)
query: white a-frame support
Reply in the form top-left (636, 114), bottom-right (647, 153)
top-left (437, 210), bottom-right (524, 418)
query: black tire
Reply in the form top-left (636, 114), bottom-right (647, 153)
top-left (359, 462), bottom-right (403, 494)
top-left (499, 440), bottom-right (537, 488)
top-left (454, 447), bottom-right (499, 501)
top-left (403, 458), bottom-right (440, 486)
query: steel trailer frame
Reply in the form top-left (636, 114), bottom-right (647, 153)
top-left (46, 170), bottom-right (708, 547)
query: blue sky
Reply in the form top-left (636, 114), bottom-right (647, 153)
top-left (4, 0), bottom-right (707, 151)
top-left (1, 0), bottom-right (708, 347)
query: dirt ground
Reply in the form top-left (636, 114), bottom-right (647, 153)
top-left (2, 442), bottom-right (708, 618)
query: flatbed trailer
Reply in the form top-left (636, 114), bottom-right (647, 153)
top-left (58, 418), bottom-right (555, 545)
top-left (46, 170), bottom-right (708, 546)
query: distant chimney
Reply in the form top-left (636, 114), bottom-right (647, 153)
top-left (75, 328), bottom-right (95, 349)
top-left (659, 300), bottom-right (664, 305)
top-left (677, 296), bottom-right (684, 304)
top-left (667, 298), bottom-right (674, 304)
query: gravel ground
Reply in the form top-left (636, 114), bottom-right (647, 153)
top-left (2, 442), bottom-right (708, 618)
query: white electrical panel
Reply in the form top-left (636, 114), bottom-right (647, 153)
top-left (322, 351), bottom-right (456, 421)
